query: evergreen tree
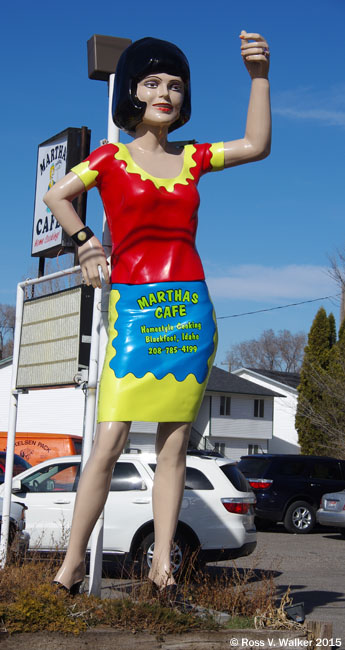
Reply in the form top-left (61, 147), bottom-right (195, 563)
top-left (328, 313), bottom-right (337, 348)
top-left (295, 307), bottom-right (335, 455)
top-left (321, 321), bottom-right (345, 456)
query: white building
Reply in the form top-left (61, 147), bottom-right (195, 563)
top-left (0, 359), bottom-right (281, 460)
top-left (232, 367), bottom-right (300, 454)
top-left (193, 366), bottom-right (283, 460)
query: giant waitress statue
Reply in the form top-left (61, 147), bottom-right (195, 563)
top-left (44, 31), bottom-right (271, 598)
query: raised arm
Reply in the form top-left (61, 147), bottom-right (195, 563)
top-left (223, 31), bottom-right (271, 168)
top-left (43, 172), bottom-right (109, 288)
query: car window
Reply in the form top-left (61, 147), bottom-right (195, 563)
top-left (237, 458), bottom-right (272, 477)
top-left (275, 459), bottom-right (307, 477)
top-left (20, 463), bottom-right (80, 493)
top-left (149, 464), bottom-right (214, 490)
top-left (309, 461), bottom-right (342, 480)
top-left (73, 439), bottom-right (82, 454)
top-left (109, 462), bottom-right (147, 491)
top-left (221, 464), bottom-right (250, 491)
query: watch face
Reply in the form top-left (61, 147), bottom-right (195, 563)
top-left (78, 231), bottom-right (87, 242)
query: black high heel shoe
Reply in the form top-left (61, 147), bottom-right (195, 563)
top-left (52, 580), bottom-right (83, 596)
top-left (146, 578), bottom-right (160, 597)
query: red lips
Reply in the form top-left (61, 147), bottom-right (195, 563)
top-left (153, 103), bottom-right (172, 112)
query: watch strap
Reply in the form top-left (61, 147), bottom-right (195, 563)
top-left (71, 226), bottom-right (94, 247)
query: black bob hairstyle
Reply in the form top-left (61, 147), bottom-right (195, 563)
top-left (112, 37), bottom-right (191, 134)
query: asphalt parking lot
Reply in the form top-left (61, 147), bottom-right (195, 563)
top-left (217, 525), bottom-right (345, 644)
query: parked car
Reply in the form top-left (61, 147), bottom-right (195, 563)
top-left (0, 452), bottom-right (256, 574)
top-left (0, 496), bottom-right (30, 555)
top-left (316, 489), bottom-right (345, 536)
top-left (237, 454), bottom-right (345, 534)
top-left (0, 452), bottom-right (32, 484)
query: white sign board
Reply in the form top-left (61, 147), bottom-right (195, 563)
top-left (32, 133), bottom-right (69, 256)
top-left (16, 285), bottom-right (94, 388)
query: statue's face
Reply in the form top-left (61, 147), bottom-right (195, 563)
top-left (136, 73), bottom-right (184, 128)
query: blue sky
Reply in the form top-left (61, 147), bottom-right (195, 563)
top-left (2, 0), bottom-right (344, 366)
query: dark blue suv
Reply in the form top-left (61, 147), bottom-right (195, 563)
top-left (0, 452), bottom-right (32, 484)
top-left (237, 454), bottom-right (345, 534)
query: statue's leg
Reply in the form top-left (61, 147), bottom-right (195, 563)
top-left (148, 421), bottom-right (191, 588)
top-left (54, 420), bottom-right (131, 589)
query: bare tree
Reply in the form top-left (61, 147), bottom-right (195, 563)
top-left (329, 251), bottom-right (345, 324)
top-left (0, 304), bottom-right (15, 359)
top-left (23, 253), bottom-right (82, 298)
top-left (226, 328), bottom-right (307, 372)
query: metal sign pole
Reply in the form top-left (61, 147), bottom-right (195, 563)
top-left (0, 266), bottom-right (82, 566)
top-left (0, 284), bottom-right (24, 566)
top-left (87, 72), bottom-right (119, 597)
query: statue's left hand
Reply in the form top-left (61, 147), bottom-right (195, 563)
top-left (78, 236), bottom-right (110, 288)
top-left (240, 31), bottom-right (270, 79)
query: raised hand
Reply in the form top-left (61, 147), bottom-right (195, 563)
top-left (240, 31), bottom-right (270, 79)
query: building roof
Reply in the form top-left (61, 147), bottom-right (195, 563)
top-left (206, 366), bottom-right (283, 397)
top-left (247, 368), bottom-right (300, 390)
top-left (0, 357), bottom-right (283, 398)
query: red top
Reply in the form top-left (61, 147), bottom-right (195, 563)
top-left (71, 141), bottom-right (224, 284)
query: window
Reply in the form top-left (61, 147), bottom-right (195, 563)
top-left (149, 464), bottom-right (214, 490)
top-left (248, 444), bottom-right (260, 455)
top-left (254, 399), bottom-right (264, 418)
top-left (276, 459), bottom-right (307, 477)
top-left (73, 439), bottom-right (82, 454)
top-left (109, 462), bottom-right (146, 491)
top-left (309, 461), bottom-right (342, 481)
top-left (20, 462), bottom-right (80, 493)
top-left (220, 396), bottom-right (231, 416)
top-left (221, 464), bottom-right (251, 492)
top-left (214, 442), bottom-right (225, 456)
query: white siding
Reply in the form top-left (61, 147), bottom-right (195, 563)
top-left (0, 362), bottom-right (85, 435)
top-left (131, 421), bottom-right (157, 434)
top-left (126, 432), bottom-right (156, 453)
top-left (210, 394), bottom-right (273, 440)
top-left (194, 396), bottom-right (210, 436)
top-left (0, 362), bottom-right (157, 448)
top-left (233, 369), bottom-right (300, 454)
top-left (209, 437), bottom-right (268, 461)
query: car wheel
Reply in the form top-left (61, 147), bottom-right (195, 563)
top-left (136, 532), bottom-right (193, 578)
top-left (338, 528), bottom-right (345, 538)
top-left (283, 501), bottom-right (316, 534)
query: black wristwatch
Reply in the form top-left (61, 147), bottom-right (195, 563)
top-left (71, 227), bottom-right (94, 247)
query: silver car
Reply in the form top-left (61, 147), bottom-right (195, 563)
top-left (0, 496), bottom-right (30, 555)
top-left (316, 490), bottom-right (345, 536)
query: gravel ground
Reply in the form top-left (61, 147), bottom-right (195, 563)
top-left (0, 526), bottom-right (343, 649)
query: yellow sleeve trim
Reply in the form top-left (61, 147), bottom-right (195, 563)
top-left (70, 161), bottom-right (99, 189)
top-left (209, 142), bottom-right (225, 170)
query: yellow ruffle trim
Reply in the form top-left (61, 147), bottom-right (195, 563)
top-left (113, 142), bottom-right (198, 193)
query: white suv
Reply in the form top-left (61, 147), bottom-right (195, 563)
top-left (0, 452), bottom-right (256, 572)
top-left (0, 496), bottom-right (30, 555)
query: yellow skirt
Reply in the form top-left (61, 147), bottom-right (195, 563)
top-left (97, 281), bottom-right (217, 422)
